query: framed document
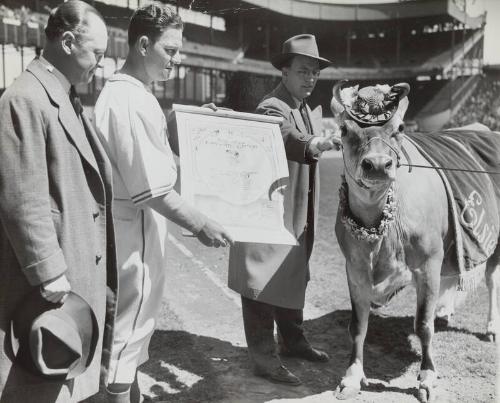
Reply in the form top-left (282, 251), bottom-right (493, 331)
top-left (172, 104), bottom-right (297, 245)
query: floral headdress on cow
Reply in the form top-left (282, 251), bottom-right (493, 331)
top-left (331, 81), bottom-right (410, 126)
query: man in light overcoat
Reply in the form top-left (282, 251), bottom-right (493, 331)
top-left (0, 2), bottom-right (117, 402)
top-left (228, 34), bottom-right (339, 385)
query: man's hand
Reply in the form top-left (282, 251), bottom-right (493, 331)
top-left (309, 129), bottom-right (342, 157)
top-left (201, 102), bottom-right (218, 111)
top-left (197, 218), bottom-right (234, 248)
top-left (201, 103), bottom-right (233, 112)
top-left (315, 137), bottom-right (336, 152)
top-left (40, 274), bottom-right (71, 303)
top-left (324, 127), bottom-right (342, 151)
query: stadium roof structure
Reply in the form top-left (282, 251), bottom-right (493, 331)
top-left (247, 0), bottom-right (484, 27)
top-left (0, 0), bottom-right (487, 80)
top-left (178, 0), bottom-right (486, 79)
top-left (190, 0), bottom-right (485, 28)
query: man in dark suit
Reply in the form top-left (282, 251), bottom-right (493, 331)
top-left (0, 1), bottom-right (117, 401)
top-left (228, 34), bottom-right (339, 385)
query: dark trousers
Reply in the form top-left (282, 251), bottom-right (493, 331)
top-left (241, 296), bottom-right (309, 370)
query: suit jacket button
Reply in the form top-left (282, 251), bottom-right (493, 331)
top-left (96, 254), bottom-right (102, 265)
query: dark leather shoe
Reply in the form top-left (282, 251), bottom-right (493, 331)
top-left (253, 364), bottom-right (302, 386)
top-left (280, 346), bottom-right (330, 362)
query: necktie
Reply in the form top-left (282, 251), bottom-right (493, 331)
top-left (299, 101), bottom-right (313, 134)
top-left (69, 85), bottom-right (83, 116)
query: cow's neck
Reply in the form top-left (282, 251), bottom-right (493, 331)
top-left (346, 176), bottom-right (394, 228)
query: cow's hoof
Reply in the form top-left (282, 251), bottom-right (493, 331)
top-left (486, 322), bottom-right (498, 342)
top-left (417, 385), bottom-right (436, 402)
top-left (417, 369), bottom-right (438, 403)
top-left (335, 385), bottom-right (360, 400)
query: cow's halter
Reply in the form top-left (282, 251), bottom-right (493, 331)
top-left (341, 135), bottom-right (412, 190)
top-left (338, 177), bottom-right (397, 242)
top-left (337, 133), bottom-right (411, 241)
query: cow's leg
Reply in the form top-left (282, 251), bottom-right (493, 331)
top-left (337, 264), bottom-right (370, 400)
top-left (435, 274), bottom-right (458, 326)
top-left (485, 256), bottom-right (500, 342)
top-left (414, 255), bottom-right (442, 403)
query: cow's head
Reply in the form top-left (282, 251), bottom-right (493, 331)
top-left (331, 81), bottom-right (410, 190)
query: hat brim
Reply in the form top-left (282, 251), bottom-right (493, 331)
top-left (345, 105), bottom-right (397, 126)
top-left (271, 52), bottom-right (332, 70)
top-left (9, 290), bottom-right (98, 380)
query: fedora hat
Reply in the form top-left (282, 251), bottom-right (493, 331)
top-left (271, 34), bottom-right (332, 70)
top-left (9, 290), bottom-right (98, 380)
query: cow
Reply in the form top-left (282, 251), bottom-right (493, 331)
top-left (330, 81), bottom-right (500, 402)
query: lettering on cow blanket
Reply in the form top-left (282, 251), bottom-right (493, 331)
top-left (408, 130), bottom-right (500, 289)
top-left (460, 190), bottom-right (497, 257)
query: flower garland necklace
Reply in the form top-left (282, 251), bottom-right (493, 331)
top-left (339, 179), bottom-right (397, 242)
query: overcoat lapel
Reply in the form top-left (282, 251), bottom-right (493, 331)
top-left (274, 83), bottom-right (309, 135)
top-left (26, 60), bottom-right (100, 175)
top-left (291, 109), bottom-right (308, 134)
top-left (82, 113), bottom-right (113, 192)
top-left (58, 102), bottom-right (99, 173)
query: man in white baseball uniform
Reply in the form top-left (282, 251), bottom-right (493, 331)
top-left (93, 5), bottom-right (233, 402)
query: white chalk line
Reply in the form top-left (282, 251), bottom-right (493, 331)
top-left (167, 233), bottom-right (242, 308)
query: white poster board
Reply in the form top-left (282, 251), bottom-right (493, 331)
top-left (173, 104), bottom-right (297, 245)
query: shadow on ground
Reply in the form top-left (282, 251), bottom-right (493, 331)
top-left (137, 309), bottom-right (420, 402)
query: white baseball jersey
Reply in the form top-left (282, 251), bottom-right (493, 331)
top-left (94, 73), bottom-right (177, 384)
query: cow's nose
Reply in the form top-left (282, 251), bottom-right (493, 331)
top-left (361, 156), bottom-right (393, 175)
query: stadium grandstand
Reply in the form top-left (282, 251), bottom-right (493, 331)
top-left (0, 0), bottom-right (494, 131)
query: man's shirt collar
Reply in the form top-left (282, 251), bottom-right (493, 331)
top-left (292, 95), bottom-right (302, 108)
top-left (281, 81), bottom-right (305, 108)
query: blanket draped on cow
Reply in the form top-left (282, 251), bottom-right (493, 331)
top-left (407, 130), bottom-right (500, 290)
